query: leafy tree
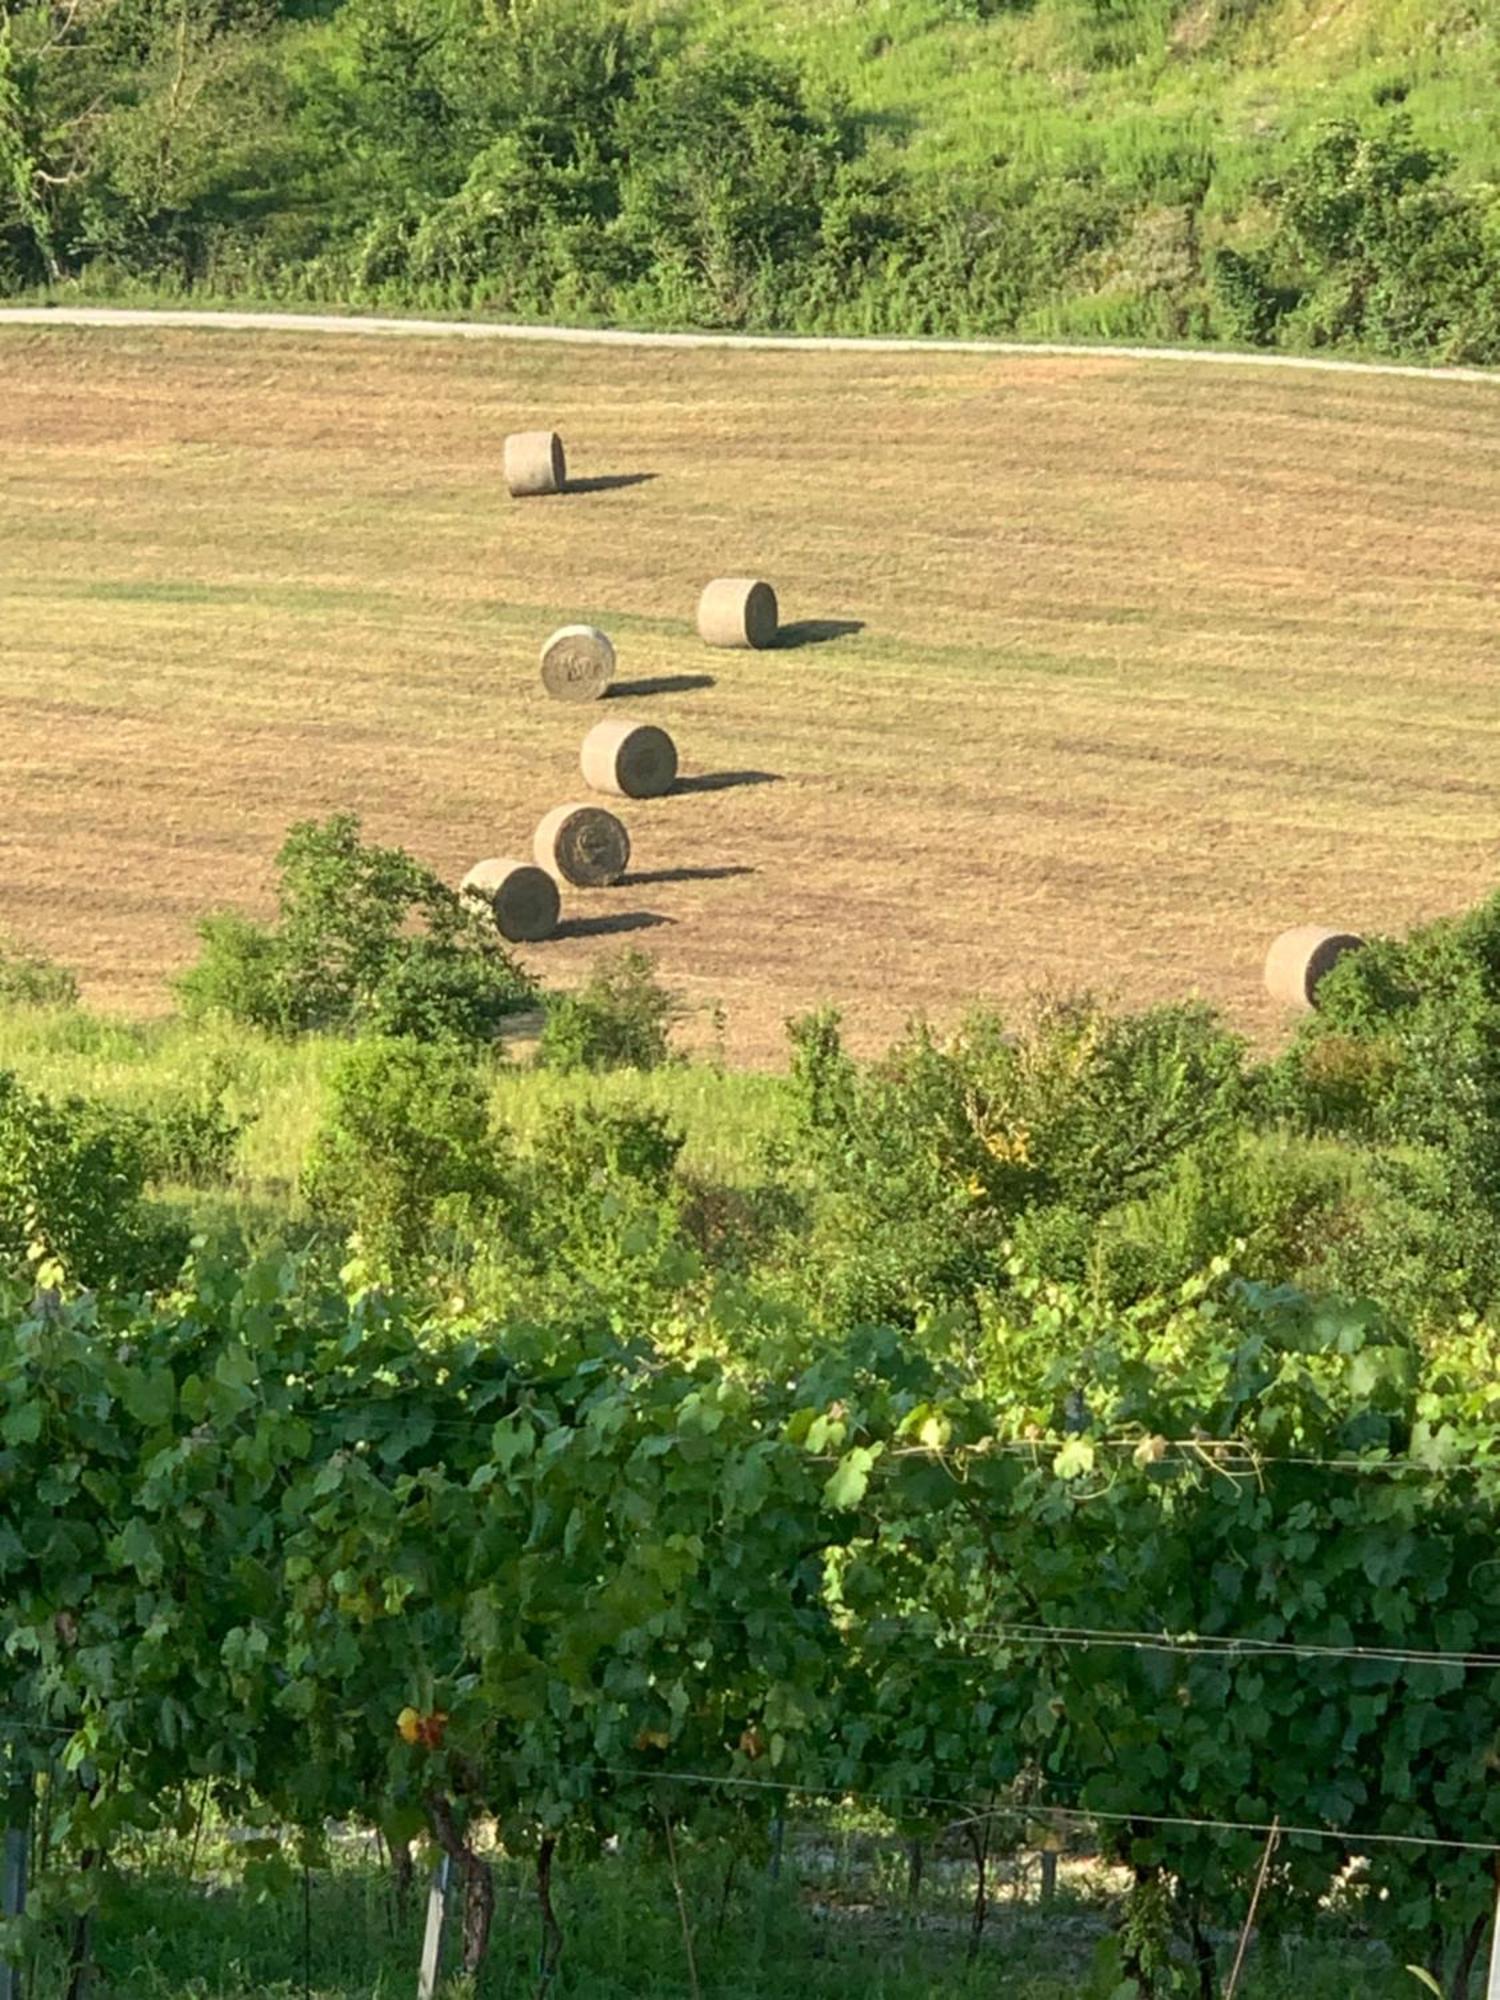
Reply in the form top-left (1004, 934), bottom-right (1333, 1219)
top-left (178, 813), bottom-right (535, 1043)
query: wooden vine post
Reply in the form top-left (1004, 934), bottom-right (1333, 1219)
top-left (415, 1853), bottom-right (451, 2000)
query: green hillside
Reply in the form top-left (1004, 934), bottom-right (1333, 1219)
top-left (1, 0), bottom-right (1497, 354)
top-left (666, 0), bottom-right (1498, 188)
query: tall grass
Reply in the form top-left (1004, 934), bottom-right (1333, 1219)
top-left (0, 1005), bottom-right (789, 1211)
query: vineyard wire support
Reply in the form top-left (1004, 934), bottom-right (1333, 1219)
top-left (661, 1810), bottom-right (703, 2000)
top-left (1223, 1817), bottom-right (1281, 2000)
top-left (1486, 1860), bottom-right (1500, 2000)
top-left (0, 1776), bottom-right (30, 2000)
top-left (416, 1853), bottom-right (452, 2000)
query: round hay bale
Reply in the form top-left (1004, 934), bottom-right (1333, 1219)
top-left (539, 624), bottom-right (616, 703)
top-left (697, 577), bottom-right (778, 650)
top-left (534, 802), bottom-right (631, 887)
top-left (580, 718), bottom-right (678, 800)
top-left (504, 430), bottom-right (566, 498)
top-left (460, 858), bottom-right (560, 943)
top-left (1264, 925), bottom-right (1365, 1011)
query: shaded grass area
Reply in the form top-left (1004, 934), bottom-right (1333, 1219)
top-left (28, 1834), bottom-right (1402, 1999)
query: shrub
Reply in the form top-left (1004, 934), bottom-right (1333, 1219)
top-left (1072, 1136), bottom-right (1358, 1305)
top-left (137, 1056), bottom-right (253, 1188)
top-left (1207, 243), bottom-right (1289, 347)
top-left (301, 1035), bottom-right (510, 1273)
top-left (613, 44), bottom-right (859, 326)
top-left (178, 814), bottom-right (535, 1044)
top-left (0, 936), bottom-right (79, 1008)
top-left (1258, 117), bottom-right (1500, 360)
top-left (502, 1101), bottom-right (693, 1312)
top-left (1260, 893), bottom-right (1500, 1317)
top-left (174, 911), bottom-right (282, 1029)
top-left (779, 997), bottom-right (1248, 1323)
top-left (538, 949), bottom-right (677, 1073)
top-left (1268, 895), bottom-right (1500, 1178)
top-left (0, 1069), bottom-right (183, 1288)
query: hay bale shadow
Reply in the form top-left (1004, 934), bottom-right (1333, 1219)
top-left (608, 673), bottom-right (717, 700)
top-left (773, 618), bottom-right (864, 649)
top-left (565, 473), bottom-right (658, 494)
top-left (672, 771), bottom-right (781, 795)
top-left (553, 910), bottom-right (673, 940)
top-left (623, 864), bottom-right (756, 886)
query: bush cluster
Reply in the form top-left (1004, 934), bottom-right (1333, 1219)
top-left (1, 0), bottom-right (1495, 361)
top-left (538, 947), bottom-right (678, 1074)
top-left (177, 813), bottom-right (535, 1045)
top-left (0, 935), bottom-right (78, 1008)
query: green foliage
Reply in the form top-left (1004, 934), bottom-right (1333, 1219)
top-left (135, 1055), bottom-right (253, 1188)
top-left (0, 935), bottom-right (78, 1009)
top-left (178, 813), bottom-right (534, 1044)
top-left (501, 1100), bottom-right (695, 1314)
top-left (5, 1255), bottom-right (1500, 1985)
top-left (538, 948), bottom-right (677, 1074)
top-left (3, 0), bottom-right (1497, 361)
top-left (19, 882), bottom-right (1500, 1987)
top-left (1260, 117), bottom-right (1500, 360)
top-left (1263, 893), bottom-right (1500, 1315)
top-left (1045, 1133), bottom-right (1356, 1305)
top-left (301, 1035), bottom-right (508, 1271)
top-left (610, 43), bottom-right (863, 327)
top-left (0, 1068), bottom-right (182, 1287)
top-left (781, 998), bottom-right (1246, 1322)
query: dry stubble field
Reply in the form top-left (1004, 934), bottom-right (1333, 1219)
top-left (1, 326), bottom-right (1497, 1064)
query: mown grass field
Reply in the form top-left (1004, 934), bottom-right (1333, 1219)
top-left (3, 325), bottom-right (1498, 1065)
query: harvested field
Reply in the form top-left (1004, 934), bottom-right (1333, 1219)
top-left (1, 326), bottom-right (1497, 1064)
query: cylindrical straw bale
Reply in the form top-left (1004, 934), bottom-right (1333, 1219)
top-left (697, 577), bottom-right (778, 649)
top-left (504, 431), bottom-right (566, 498)
top-left (534, 803), bottom-right (631, 888)
top-left (460, 858), bottom-right (560, 943)
top-left (580, 718), bottom-right (678, 800)
top-left (1264, 925), bottom-right (1364, 1011)
top-left (539, 624), bottom-right (616, 703)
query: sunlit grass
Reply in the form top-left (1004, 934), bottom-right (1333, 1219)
top-left (0, 1002), bottom-right (789, 1209)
